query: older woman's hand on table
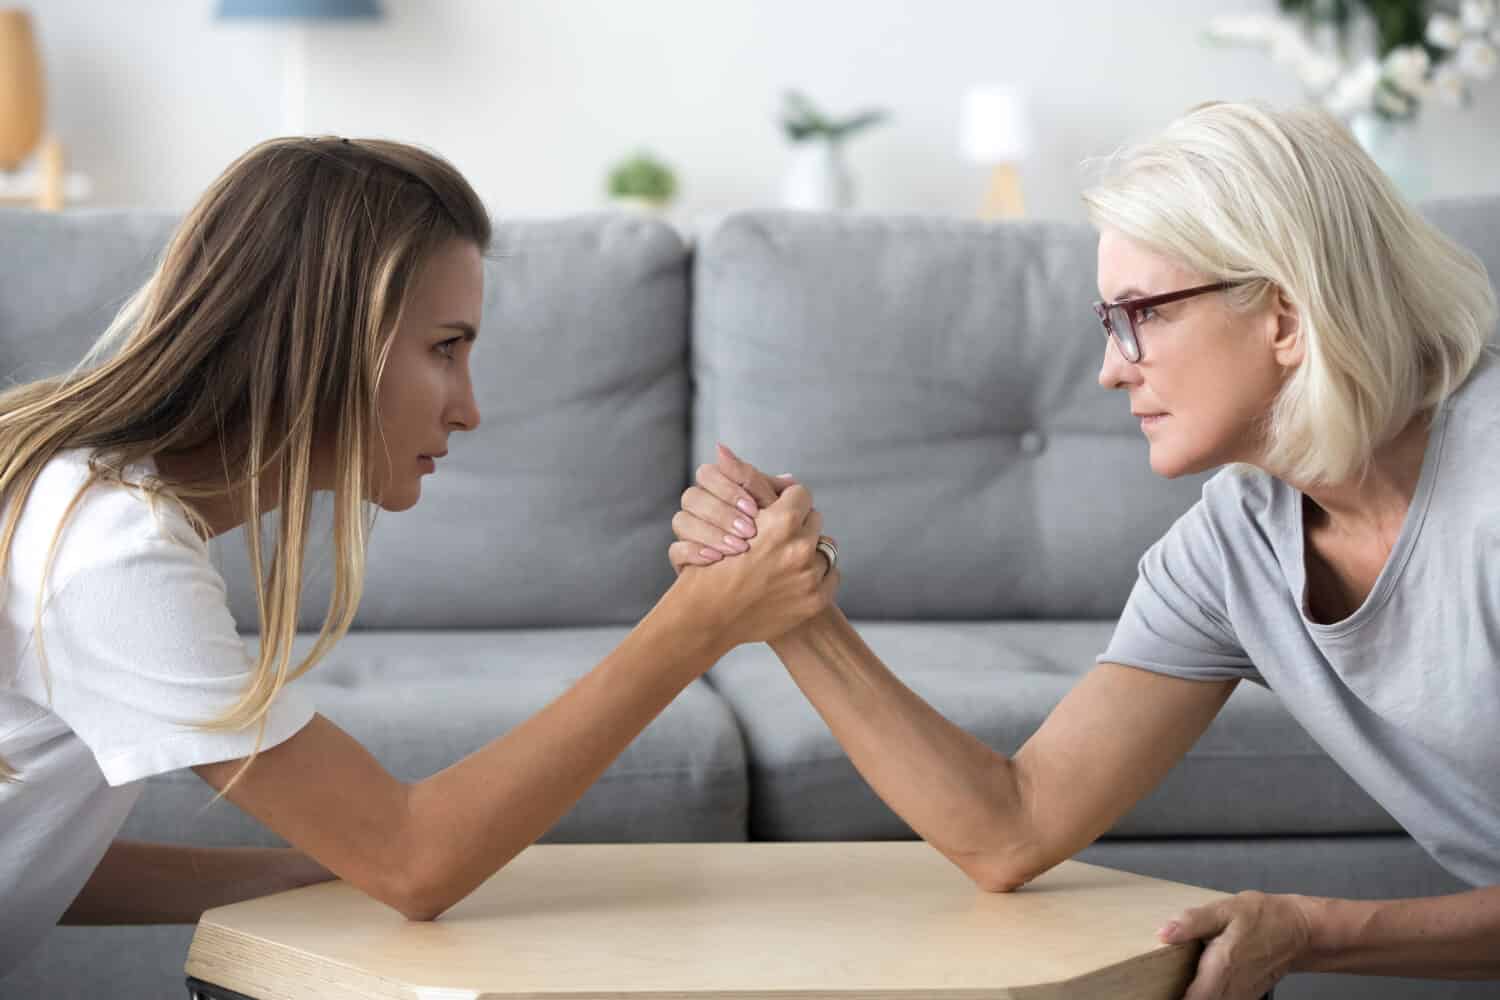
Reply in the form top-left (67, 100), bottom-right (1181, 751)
top-left (1161, 890), bottom-right (1313, 1000)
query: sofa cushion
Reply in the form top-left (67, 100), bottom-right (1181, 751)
top-left (706, 621), bottom-right (1399, 840)
top-left (692, 212), bottom-right (1212, 621)
top-left (119, 627), bottom-right (749, 846)
top-left (0, 210), bottom-right (690, 629)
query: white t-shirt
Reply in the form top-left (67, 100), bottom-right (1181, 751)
top-left (0, 451), bottom-right (314, 975)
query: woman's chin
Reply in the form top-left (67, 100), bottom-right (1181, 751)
top-left (1147, 445), bottom-right (1194, 480)
top-left (373, 481), bottom-right (421, 512)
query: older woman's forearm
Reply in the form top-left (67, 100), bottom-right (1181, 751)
top-left (1295, 886), bottom-right (1500, 979)
top-left (769, 608), bottom-right (1039, 889)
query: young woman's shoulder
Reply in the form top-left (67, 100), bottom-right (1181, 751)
top-left (12, 450), bottom-right (209, 595)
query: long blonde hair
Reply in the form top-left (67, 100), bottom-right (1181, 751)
top-left (0, 137), bottom-right (490, 782)
top-left (1083, 102), bottom-right (1496, 485)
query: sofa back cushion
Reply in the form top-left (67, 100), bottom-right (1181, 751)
top-left (693, 213), bottom-right (1209, 619)
top-left (692, 204), bottom-right (1500, 620)
top-left (0, 211), bottom-right (689, 628)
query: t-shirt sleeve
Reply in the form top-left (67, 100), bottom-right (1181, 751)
top-left (1099, 496), bottom-right (1264, 685)
top-left (35, 514), bottom-right (315, 786)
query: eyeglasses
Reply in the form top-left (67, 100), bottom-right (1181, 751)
top-left (1092, 281), bottom-right (1245, 363)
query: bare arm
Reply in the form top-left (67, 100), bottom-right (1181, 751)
top-left (196, 486), bottom-right (836, 922)
top-left (1293, 888), bottom-right (1500, 978)
top-left (672, 448), bottom-right (1233, 890)
top-left (767, 607), bottom-right (1234, 889)
top-left (60, 840), bottom-right (332, 925)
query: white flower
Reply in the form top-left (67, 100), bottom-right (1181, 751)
top-left (1325, 58), bottom-right (1383, 116)
top-left (1383, 45), bottom-right (1432, 95)
top-left (1457, 38), bottom-right (1499, 79)
top-left (1428, 13), bottom-right (1465, 49)
top-left (1461, 0), bottom-right (1496, 33)
top-left (1430, 63), bottom-right (1470, 106)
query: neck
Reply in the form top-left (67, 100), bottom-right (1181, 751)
top-left (153, 441), bottom-right (260, 539)
top-left (1278, 414), bottom-right (1431, 534)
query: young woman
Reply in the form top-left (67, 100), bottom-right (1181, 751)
top-left (671, 102), bottom-right (1500, 999)
top-left (0, 136), bottom-right (839, 976)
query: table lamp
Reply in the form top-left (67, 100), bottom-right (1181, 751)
top-left (960, 86), bottom-right (1032, 220)
top-left (0, 7), bottom-right (70, 210)
top-left (217, 0), bottom-right (382, 136)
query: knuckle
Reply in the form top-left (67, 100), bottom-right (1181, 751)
top-left (695, 464), bottom-right (715, 486)
top-left (762, 509), bottom-right (794, 536)
top-left (680, 486), bottom-right (697, 508)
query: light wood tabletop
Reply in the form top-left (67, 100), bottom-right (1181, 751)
top-left (186, 841), bottom-right (1227, 1000)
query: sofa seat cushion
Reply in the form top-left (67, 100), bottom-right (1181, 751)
top-left (707, 620), bottom-right (1399, 840)
top-left (120, 628), bottom-right (749, 846)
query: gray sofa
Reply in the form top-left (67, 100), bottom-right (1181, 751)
top-left (1, 201), bottom-right (1496, 1000)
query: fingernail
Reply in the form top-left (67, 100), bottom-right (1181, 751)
top-left (736, 498), bottom-right (758, 517)
top-left (1157, 922), bottom-right (1179, 941)
top-left (719, 443), bottom-right (739, 460)
top-left (724, 534), bottom-right (749, 553)
top-left (699, 547), bottom-right (722, 562)
top-left (733, 517), bottom-right (756, 538)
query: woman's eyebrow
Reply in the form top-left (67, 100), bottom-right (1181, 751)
top-left (439, 322), bottom-right (477, 341)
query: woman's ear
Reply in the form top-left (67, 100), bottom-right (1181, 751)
top-left (1269, 287), bottom-right (1304, 372)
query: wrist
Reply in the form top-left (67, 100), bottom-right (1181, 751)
top-left (1289, 894), bottom-right (1367, 973)
top-left (770, 604), bottom-right (843, 653)
top-left (654, 576), bottom-right (737, 664)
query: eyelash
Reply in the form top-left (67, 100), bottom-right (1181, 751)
top-left (435, 337), bottom-right (462, 360)
top-left (1135, 305), bottom-right (1159, 324)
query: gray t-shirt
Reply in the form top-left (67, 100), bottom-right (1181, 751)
top-left (1101, 356), bottom-right (1500, 887)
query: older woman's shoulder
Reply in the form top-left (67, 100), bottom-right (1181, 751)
top-left (1445, 350), bottom-right (1500, 421)
top-left (1199, 463), bottom-right (1283, 522)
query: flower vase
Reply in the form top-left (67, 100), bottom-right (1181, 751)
top-left (1349, 112), bottom-right (1428, 201)
top-left (782, 139), bottom-right (854, 212)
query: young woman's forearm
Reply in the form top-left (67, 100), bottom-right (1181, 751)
top-left (1295, 887), bottom-right (1500, 978)
top-left (60, 840), bottom-right (332, 924)
top-left (395, 593), bottom-right (730, 917)
top-left (768, 607), bottom-right (1035, 888)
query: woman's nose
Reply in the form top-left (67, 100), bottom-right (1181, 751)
top-left (1097, 334), bottom-right (1139, 390)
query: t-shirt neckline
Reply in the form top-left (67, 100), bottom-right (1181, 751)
top-left (1285, 403), bottom-right (1452, 639)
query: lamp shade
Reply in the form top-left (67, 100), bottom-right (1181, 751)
top-left (0, 9), bottom-right (44, 170)
top-left (960, 86), bottom-right (1033, 164)
top-left (217, 0), bottom-right (381, 18)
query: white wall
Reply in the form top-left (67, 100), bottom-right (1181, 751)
top-left (28, 0), bottom-right (1500, 221)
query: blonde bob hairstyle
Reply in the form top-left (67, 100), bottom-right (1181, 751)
top-left (0, 137), bottom-right (490, 782)
top-left (1083, 101), bottom-right (1496, 486)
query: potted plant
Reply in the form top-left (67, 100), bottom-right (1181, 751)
top-left (779, 90), bottom-right (890, 211)
top-left (1205, 0), bottom-right (1499, 195)
top-left (607, 151), bottom-right (678, 214)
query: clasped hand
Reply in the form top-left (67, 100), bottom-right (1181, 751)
top-left (667, 444), bottom-right (839, 648)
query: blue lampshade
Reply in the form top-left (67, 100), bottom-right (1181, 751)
top-left (217, 0), bottom-right (381, 18)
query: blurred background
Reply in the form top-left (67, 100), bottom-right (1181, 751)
top-left (4, 0), bottom-right (1498, 223)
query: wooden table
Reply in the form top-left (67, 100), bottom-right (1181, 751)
top-left (186, 841), bottom-right (1233, 1000)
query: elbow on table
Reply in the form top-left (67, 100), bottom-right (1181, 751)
top-left (380, 841), bottom-right (486, 923)
top-left (386, 866), bottom-right (464, 923)
top-left (950, 842), bottom-right (1056, 894)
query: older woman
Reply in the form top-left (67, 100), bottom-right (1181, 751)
top-left (669, 102), bottom-right (1499, 999)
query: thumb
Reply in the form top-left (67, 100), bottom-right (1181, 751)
top-left (717, 443), bottom-right (779, 508)
top-left (1160, 902), bottom-right (1232, 944)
